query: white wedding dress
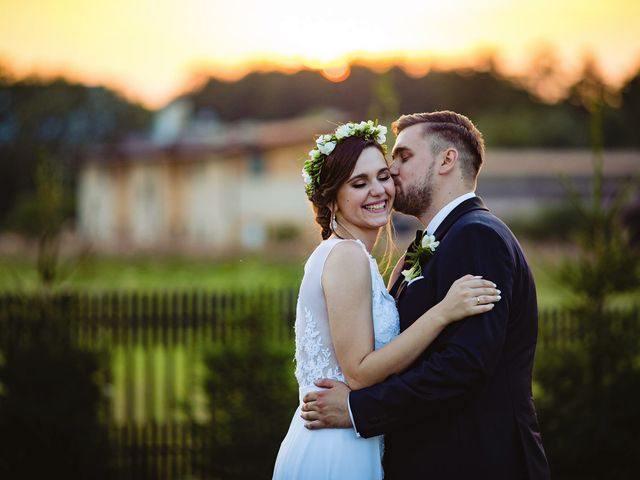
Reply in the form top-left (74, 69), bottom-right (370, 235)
top-left (273, 238), bottom-right (400, 480)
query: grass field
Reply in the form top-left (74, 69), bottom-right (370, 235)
top-left (0, 254), bottom-right (307, 292)
top-left (0, 240), bottom-right (585, 309)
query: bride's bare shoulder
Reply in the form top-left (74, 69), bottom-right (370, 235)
top-left (322, 240), bottom-right (370, 288)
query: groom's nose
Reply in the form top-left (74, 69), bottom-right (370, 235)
top-left (389, 160), bottom-right (399, 176)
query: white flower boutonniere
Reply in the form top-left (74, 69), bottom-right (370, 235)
top-left (401, 233), bottom-right (440, 282)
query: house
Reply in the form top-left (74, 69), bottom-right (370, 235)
top-left (78, 105), bottom-right (640, 253)
top-left (78, 106), bottom-right (349, 252)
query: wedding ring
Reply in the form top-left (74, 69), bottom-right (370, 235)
top-left (476, 296), bottom-right (481, 305)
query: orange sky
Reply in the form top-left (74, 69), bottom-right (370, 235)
top-left (1, 0), bottom-right (639, 108)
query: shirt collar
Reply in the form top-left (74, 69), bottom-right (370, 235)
top-left (425, 192), bottom-right (476, 236)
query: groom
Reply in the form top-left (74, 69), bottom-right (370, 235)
top-left (302, 111), bottom-right (550, 479)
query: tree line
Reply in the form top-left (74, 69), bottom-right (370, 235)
top-left (184, 62), bottom-right (640, 148)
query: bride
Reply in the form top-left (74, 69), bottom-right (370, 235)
top-left (272, 121), bottom-right (500, 479)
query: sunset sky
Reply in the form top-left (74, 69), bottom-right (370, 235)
top-left (1, 0), bottom-right (639, 108)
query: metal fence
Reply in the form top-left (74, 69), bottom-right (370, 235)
top-left (0, 291), bottom-right (637, 479)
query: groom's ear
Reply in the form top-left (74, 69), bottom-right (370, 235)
top-left (438, 148), bottom-right (458, 174)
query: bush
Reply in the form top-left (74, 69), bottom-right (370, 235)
top-left (535, 309), bottom-right (640, 479)
top-left (200, 298), bottom-right (298, 479)
top-left (0, 294), bottom-right (111, 479)
top-left (534, 100), bottom-right (640, 478)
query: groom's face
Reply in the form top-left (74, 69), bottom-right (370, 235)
top-left (390, 124), bottom-right (437, 217)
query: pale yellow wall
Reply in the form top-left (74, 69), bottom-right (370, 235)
top-left (265, 144), bottom-right (309, 177)
top-left (77, 163), bottom-right (118, 243)
top-left (166, 161), bottom-right (185, 240)
top-left (181, 154), bottom-right (241, 248)
top-left (113, 162), bottom-right (131, 242)
top-left (127, 162), bottom-right (170, 245)
top-left (78, 141), bottom-right (333, 250)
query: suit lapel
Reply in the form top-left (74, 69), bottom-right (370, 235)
top-left (393, 196), bottom-right (490, 302)
top-left (433, 196), bottom-right (489, 241)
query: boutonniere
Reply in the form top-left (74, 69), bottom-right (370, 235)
top-left (401, 233), bottom-right (440, 282)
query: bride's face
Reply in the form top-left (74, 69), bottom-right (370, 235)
top-left (335, 146), bottom-right (395, 232)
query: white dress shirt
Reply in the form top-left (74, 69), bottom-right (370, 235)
top-left (425, 191), bottom-right (476, 236)
top-left (347, 191), bottom-right (477, 435)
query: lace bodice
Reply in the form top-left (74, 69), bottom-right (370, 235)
top-left (294, 238), bottom-right (400, 388)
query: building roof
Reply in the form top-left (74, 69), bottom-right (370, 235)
top-left (86, 110), bottom-right (349, 163)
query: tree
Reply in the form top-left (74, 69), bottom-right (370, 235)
top-left (0, 72), bottom-right (151, 226)
top-left (534, 78), bottom-right (640, 479)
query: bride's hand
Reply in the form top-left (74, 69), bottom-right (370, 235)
top-left (433, 274), bottom-right (501, 326)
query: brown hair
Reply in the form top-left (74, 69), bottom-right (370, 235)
top-left (309, 136), bottom-right (385, 239)
top-left (392, 111), bottom-right (485, 183)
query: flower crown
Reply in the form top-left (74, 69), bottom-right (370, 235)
top-left (302, 120), bottom-right (388, 199)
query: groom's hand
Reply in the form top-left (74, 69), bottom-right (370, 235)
top-left (301, 378), bottom-right (352, 429)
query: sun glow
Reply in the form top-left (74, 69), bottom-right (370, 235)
top-left (1, 0), bottom-right (639, 107)
top-left (321, 63), bottom-right (351, 83)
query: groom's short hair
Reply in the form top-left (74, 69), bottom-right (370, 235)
top-left (392, 111), bottom-right (485, 182)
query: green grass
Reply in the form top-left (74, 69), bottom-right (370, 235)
top-left (2, 240), bottom-right (636, 309)
top-left (0, 247), bottom-right (566, 307)
top-left (0, 254), bottom-right (306, 292)
top-left (519, 241), bottom-right (579, 309)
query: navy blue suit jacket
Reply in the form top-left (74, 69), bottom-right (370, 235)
top-left (349, 197), bottom-right (550, 479)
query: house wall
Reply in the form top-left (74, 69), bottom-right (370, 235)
top-left (78, 163), bottom-right (119, 243)
top-left (236, 145), bottom-right (315, 248)
top-left (182, 155), bottom-right (238, 248)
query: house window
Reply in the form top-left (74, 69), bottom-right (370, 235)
top-left (249, 150), bottom-right (265, 176)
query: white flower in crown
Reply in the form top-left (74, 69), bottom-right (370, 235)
top-left (421, 234), bottom-right (440, 252)
top-left (376, 125), bottom-right (388, 144)
top-left (318, 141), bottom-right (337, 155)
top-left (301, 167), bottom-right (312, 186)
top-left (335, 124), bottom-right (352, 140)
top-left (315, 136), bottom-right (328, 147)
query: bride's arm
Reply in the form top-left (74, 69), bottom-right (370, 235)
top-left (322, 242), bottom-right (500, 391)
